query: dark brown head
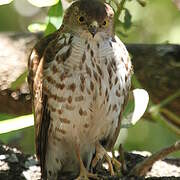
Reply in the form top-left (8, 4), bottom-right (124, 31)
top-left (62, 0), bottom-right (114, 40)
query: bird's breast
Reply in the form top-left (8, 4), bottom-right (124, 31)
top-left (43, 33), bottom-right (131, 149)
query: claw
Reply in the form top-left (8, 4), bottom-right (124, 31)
top-left (75, 144), bottom-right (99, 180)
top-left (92, 142), bottom-right (122, 176)
top-left (75, 171), bottom-right (98, 180)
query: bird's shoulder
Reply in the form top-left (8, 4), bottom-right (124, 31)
top-left (28, 30), bottom-right (59, 92)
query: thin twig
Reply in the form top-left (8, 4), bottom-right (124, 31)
top-left (129, 141), bottom-right (180, 176)
top-left (114, 0), bottom-right (127, 23)
top-left (160, 108), bottom-right (180, 126)
top-left (149, 90), bottom-right (180, 113)
top-left (151, 111), bottom-right (180, 136)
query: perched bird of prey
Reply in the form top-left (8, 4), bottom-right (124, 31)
top-left (28, 0), bottom-right (132, 179)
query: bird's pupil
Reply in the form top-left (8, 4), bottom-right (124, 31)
top-left (103, 21), bottom-right (106, 26)
top-left (79, 16), bottom-right (84, 22)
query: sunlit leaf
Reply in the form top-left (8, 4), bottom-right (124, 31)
top-left (45, 22), bottom-right (57, 35)
top-left (10, 70), bottom-right (28, 90)
top-left (121, 89), bottom-right (149, 128)
top-left (28, 23), bottom-right (46, 33)
top-left (48, 0), bottom-right (63, 17)
top-left (0, 0), bottom-right (13, 5)
top-left (45, 0), bottom-right (63, 35)
top-left (131, 89), bottom-right (149, 124)
top-left (0, 114), bottom-right (34, 134)
top-left (27, 0), bottom-right (59, 7)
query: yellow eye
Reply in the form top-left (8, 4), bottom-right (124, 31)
top-left (78, 16), bottom-right (85, 23)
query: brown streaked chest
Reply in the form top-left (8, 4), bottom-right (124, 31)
top-left (43, 33), bottom-right (131, 142)
top-left (43, 33), bottom-right (131, 111)
top-left (43, 33), bottom-right (117, 94)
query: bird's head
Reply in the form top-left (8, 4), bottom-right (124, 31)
top-left (62, 0), bottom-right (114, 41)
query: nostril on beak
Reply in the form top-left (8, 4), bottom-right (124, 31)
top-left (89, 24), bottom-right (95, 29)
top-left (88, 21), bottom-right (98, 37)
top-left (88, 26), bottom-right (97, 37)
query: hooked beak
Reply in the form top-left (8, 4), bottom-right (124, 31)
top-left (88, 21), bottom-right (98, 37)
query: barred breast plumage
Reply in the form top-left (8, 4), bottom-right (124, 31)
top-left (28, 0), bottom-right (132, 179)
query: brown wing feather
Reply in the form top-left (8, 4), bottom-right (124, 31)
top-left (28, 31), bottom-right (59, 92)
top-left (28, 31), bottom-right (58, 177)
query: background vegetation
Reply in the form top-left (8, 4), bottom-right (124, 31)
top-left (0, 0), bottom-right (179, 157)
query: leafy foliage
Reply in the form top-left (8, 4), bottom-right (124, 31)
top-left (45, 0), bottom-right (63, 35)
top-left (0, 115), bottom-right (33, 134)
top-left (27, 0), bottom-right (59, 7)
top-left (122, 89), bottom-right (149, 128)
top-left (123, 8), bottom-right (132, 30)
top-left (10, 70), bottom-right (28, 90)
top-left (0, 0), bottom-right (59, 7)
top-left (0, 0), bottom-right (13, 5)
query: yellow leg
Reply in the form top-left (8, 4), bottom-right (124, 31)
top-left (92, 142), bottom-right (122, 176)
top-left (75, 144), bottom-right (99, 180)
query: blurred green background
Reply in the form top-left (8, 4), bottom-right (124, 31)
top-left (0, 0), bottom-right (179, 157)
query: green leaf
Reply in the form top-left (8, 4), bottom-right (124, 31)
top-left (115, 19), bottom-right (128, 37)
top-left (27, 0), bottom-right (59, 7)
top-left (28, 23), bottom-right (46, 33)
top-left (0, 0), bottom-right (13, 5)
top-left (48, 0), bottom-right (62, 17)
top-left (10, 70), bottom-right (28, 90)
top-left (0, 114), bottom-right (16, 121)
top-left (45, 0), bottom-right (63, 35)
top-left (0, 114), bottom-right (34, 134)
top-left (45, 22), bottom-right (57, 35)
top-left (123, 8), bottom-right (132, 30)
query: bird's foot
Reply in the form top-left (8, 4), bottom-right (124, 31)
top-left (75, 170), bottom-right (98, 180)
top-left (92, 142), bottom-right (123, 176)
top-left (75, 159), bottom-right (98, 180)
top-left (75, 144), bottom-right (99, 180)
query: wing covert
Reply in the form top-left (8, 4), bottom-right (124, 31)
top-left (27, 31), bottom-right (58, 176)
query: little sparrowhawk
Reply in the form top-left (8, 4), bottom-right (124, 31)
top-left (28, 0), bottom-right (133, 179)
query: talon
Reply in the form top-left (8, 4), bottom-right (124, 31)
top-left (104, 152), bottom-right (115, 176)
top-left (92, 142), bottom-right (122, 176)
top-left (75, 144), bottom-right (99, 180)
top-left (92, 142), bottom-right (121, 176)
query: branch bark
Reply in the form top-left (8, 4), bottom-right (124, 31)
top-left (0, 142), bottom-right (179, 180)
top-left (126, 44), bottom-right (180, 117)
